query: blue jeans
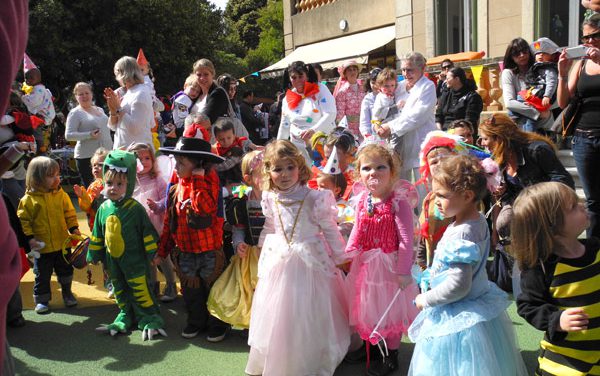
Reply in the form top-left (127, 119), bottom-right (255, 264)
top-left (33, 250), bottom-right (74, 304)
top-left (177, 251), bottom-right (226, 329)
top-left (572, 135), bottom-right (600, 238)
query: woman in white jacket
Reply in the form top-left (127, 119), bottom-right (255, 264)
top-left (278, 61), bottom-right (336, 165)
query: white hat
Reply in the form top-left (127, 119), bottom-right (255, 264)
top-left (530, 37), bottom-right (559, 55)
top-left (323, 146), bottom-right (342, 175)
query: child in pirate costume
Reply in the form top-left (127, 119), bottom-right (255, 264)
top-left (87, 150), bottom-right (166, 341)
top-left (226, 150), bottom-right (265, 259)
top-left (155, 137), bottom-right (230, 341)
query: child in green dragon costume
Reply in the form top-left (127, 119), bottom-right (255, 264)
top-left (87, 150), bottom-right (166, 340)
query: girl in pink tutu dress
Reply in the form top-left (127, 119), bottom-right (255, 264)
top-left (345, 143), bottom-right (420, 376)
top-left (245, 140), bottom-right (351, 376)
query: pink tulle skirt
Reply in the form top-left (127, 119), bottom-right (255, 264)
top-left (246, 249), bottom-right (350, 376)
top-left (346, 248), bottom-right (419, 345)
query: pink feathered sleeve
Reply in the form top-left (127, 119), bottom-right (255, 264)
top-left (392, 180), bottom-right (419, 274)
top-left (394, 197), bottom-right (415, 275)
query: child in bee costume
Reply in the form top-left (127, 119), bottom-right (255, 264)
top-left (87, 150), bottom-right (166, 340)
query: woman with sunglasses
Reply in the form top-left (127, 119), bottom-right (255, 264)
top-left (501, 38), bottom-right (553, 131)
top-left (435, 67), bottom-right (483, 133)
top-left (557, 13), bottom-right (600, 239)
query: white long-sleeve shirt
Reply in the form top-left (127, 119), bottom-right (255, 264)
top-left (65, 106), bottom-right (113, 159)
top-left (389, 75), bottom-right (437, 169)
top-left (108, 83), bottom-right (154, 150)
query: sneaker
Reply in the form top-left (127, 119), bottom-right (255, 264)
top-left (160, 283), bottom-right (177, 303)
top-left (35, 303), bottom-right (50, 314)
top-left (181, 324), bottom-right (201, 339)
top-left (206, 325), bottom-right (230, 343)
top-left (62, 292), bottom-right (78, 308)
top-left (106, 283), bottom-right (115, 299)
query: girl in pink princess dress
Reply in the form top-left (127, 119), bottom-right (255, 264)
top-left (345, 143), bottom-right (420, 376)
top-left (245, 140), bottom-right (350, 376)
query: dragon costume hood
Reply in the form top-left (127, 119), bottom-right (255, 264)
top-left (103, 150), bottom-right (138, 198)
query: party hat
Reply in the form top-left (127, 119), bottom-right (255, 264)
top-left (323, 146), bottom-right (342, 174)
top-left (338, 115), bottom-right (348, 129)
top-left (137, 48), bottom-right (149, 66)
top-left (23, 53), bottom-right (37, 74)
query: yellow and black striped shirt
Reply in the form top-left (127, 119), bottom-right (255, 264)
top-left (518, 238), bottom-right (600, 376)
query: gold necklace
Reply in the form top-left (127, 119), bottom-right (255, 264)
top-left (274, 191), bottom-right (309, 246)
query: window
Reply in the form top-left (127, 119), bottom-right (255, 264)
top-left (434, 0), bottom-right (477, 55)
top-left (535, 1), bottom-right (585, 47)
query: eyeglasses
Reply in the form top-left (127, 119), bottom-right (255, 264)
top-left (441, 65), bottom-right (452, 70)
top-left (400, 67), bottom-right (415, 73)
top-left (511, 48), bottom-right (530, 57)
top-left (581, 31), bottom-right (600, 43)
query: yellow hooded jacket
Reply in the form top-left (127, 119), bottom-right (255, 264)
top-left (17, 188), bottom-right (79, 254)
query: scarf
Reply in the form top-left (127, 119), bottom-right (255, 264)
top-left (285, 82), bottom-right (320, 110)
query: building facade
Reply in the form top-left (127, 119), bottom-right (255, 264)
top-left (261, 0), bottom-right (585, 75)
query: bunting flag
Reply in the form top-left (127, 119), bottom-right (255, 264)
top-left (470, 65), bottom-right (484, 87)
top-left (236, 71), bottom-right (261, 84)
top-left (498, 61), bottom-right (505, 72)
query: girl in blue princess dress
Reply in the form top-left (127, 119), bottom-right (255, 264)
top-left (408, 154), bottom-right (527, 376)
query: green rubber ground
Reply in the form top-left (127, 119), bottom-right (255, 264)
top-left (7, 299), bottom-right (540, 375)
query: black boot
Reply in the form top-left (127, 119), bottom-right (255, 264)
top-left (367, 349), bottom-right (398, 376)
top-left (61, 283), bottom-right (78, 308)
top-left (344, 341), bottom-right (383, 364)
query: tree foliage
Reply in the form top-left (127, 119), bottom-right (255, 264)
top-left (26, 0), bottom-right (225, 110)
top-left (240, 0), bottom-right (285, 98)
top-left (245, 0), bottom-right (284, 72)
top-left (23, 0), bottom-right (285, 109)
top-left (224, 0), bottom-right (267, 53)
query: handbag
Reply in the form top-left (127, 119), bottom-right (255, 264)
top-left (215, 87), bottom-right (249, 139)
top-left (550, 95), bottom-right (582, 137)
top-left (487, 245), bottom-right (514, 293)
top-left (550, 61), bottom-right (585, 137)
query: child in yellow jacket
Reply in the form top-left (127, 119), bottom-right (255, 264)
top-left (17, 156), bottom-right (80, 314)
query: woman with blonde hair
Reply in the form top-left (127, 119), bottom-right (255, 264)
top-left (65, 82), bottom-right (113, 187)
top-left (103, 56), bottom-right (154, 149)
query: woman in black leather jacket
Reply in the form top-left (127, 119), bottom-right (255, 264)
top-left (435, 67), bottom-right (483, 133)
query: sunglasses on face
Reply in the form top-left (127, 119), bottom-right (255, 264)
top-left (511, 48), bottom-right (530, 57)
top-left (581, 31), bottom-right (600, 43)
top-left (441, 65), bottom-right (452, 70)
